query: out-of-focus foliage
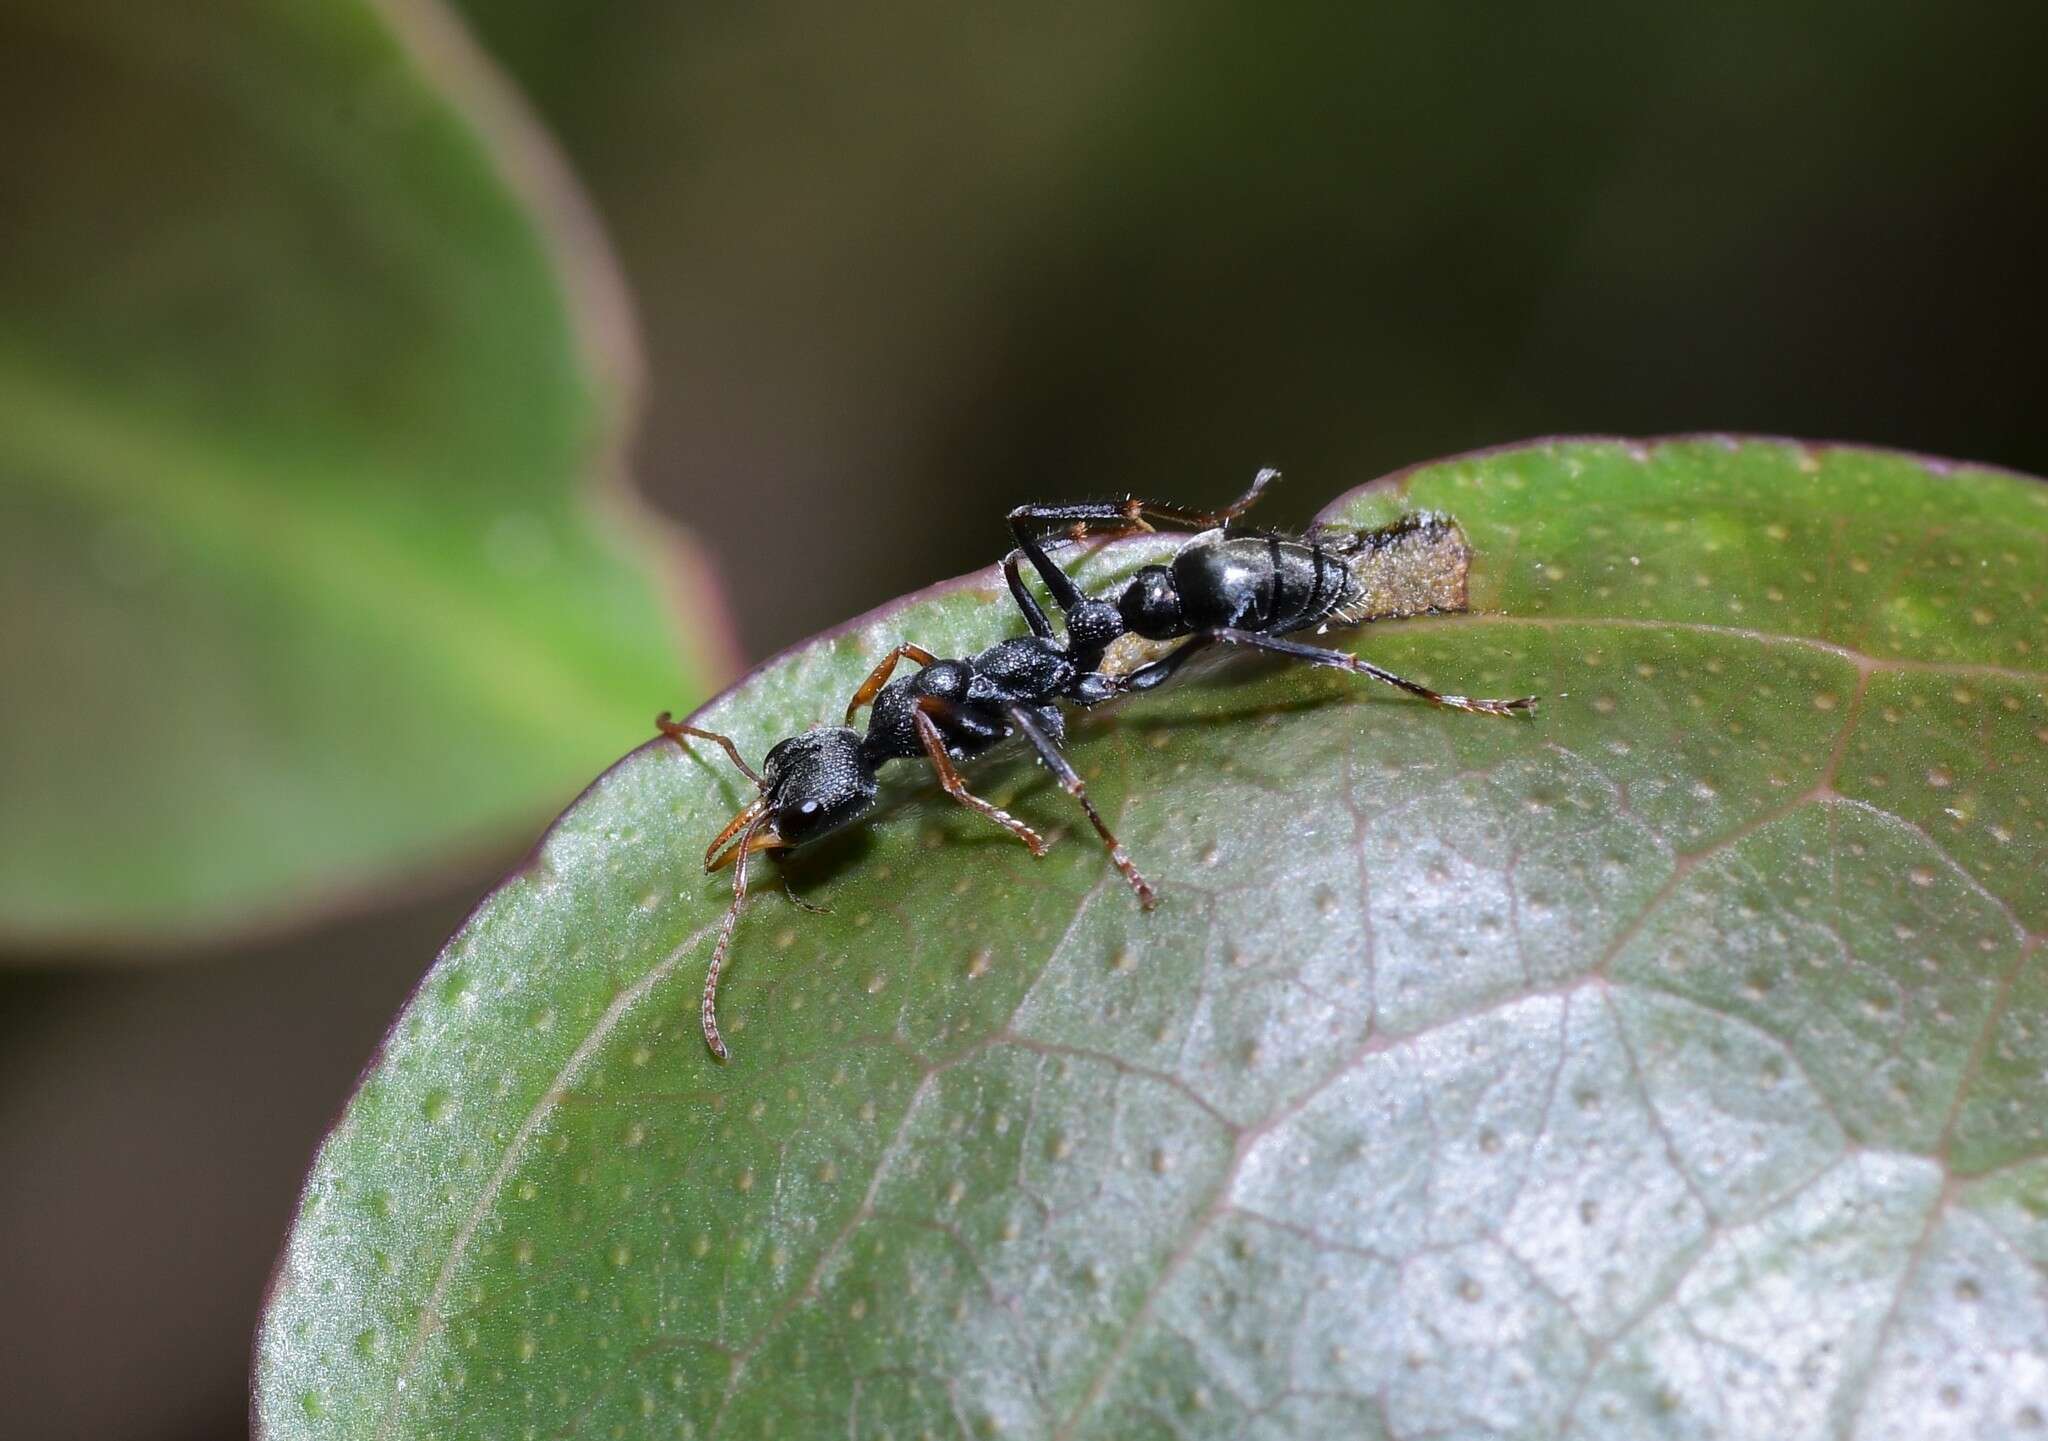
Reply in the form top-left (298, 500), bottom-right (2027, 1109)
top-left (0, 0), bottom-right (728, 947)
top-left (259, 441), bottom-right (2047, 1440)
top-left (450, 0), bottom-right (2048, 656)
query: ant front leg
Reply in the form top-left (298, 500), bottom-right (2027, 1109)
top-left (1006, 706), bottom-right (1157, 909)
top-left (911, 700), bottom-right (1049, 857)
top-left (842, 644), bottom-right (937, 725)
top-left (656, 712), bottom-right (763, 786)
top-left (1205, 629), bottom-right (1539, 716)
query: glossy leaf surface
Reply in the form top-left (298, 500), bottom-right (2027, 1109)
top-left (0, 0), bottom-right (725, 945)
top-left (259, 439), bottom-right (2047, 1439)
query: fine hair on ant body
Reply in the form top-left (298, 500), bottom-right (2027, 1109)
top-left (660, 469), bottom-right (1535, 1060)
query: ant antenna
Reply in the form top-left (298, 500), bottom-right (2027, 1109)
top-left (656, 712), bottom-right (777, 1060)
top-left (698, 806), bottom-right (770, 1062)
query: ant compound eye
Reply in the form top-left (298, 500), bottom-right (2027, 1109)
top-left (776, 787), bottom-right (866, 845)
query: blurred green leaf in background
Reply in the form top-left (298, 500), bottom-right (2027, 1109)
top-left (442, 0), bottom-right (2048, 657)
top-left (259, 440), bottom-right (2048, 1440)
top-left (0, 0), bottom-right (730, 948)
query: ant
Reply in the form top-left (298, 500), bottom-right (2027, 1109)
top-left (659, 470), bottom-right (1535, 1060)
top-left (1001, 467), bottom-right (1539, 717)
top-left (653, 625), bottom-right (1145, 1059)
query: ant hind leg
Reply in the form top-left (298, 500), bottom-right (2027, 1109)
top-left (1002, 550), bottom-right (1057, 639)
top-left (1206, 629), bottom-right (1538, 716)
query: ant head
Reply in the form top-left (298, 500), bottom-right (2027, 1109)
top-left (761, 726), bottom-right (880, 847)
top-left (1065, 597), bottom-right (1125, 654)
top-left (1119, 565), bottom-right (1185, 639)
top-left (708, 726), bottom-right (878, 869)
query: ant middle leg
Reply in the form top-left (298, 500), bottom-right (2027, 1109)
top-left (1205, 629), bottom-right (1538, 716)
top-left (912, 700), bottom-right (1049, 857)
top-left (842, 644), bottom-right (938, 724)
top-left (1006, 705), bottom-right (1157, 909)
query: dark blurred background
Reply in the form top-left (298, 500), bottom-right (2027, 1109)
top-left (4, 2), bottom-right (2046, 1437)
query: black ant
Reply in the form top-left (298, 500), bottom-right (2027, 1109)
top-left (654, 627), bottom-right (1144, 1059)
top-left (659, 470), bottom-right (1534, 1060)
top-left (1002, 467), bottom-right (1539, 716)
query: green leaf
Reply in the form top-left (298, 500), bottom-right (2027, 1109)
top-left (0, 0), bottom-right (727, 946)
top-left (257, 438), bottom-right (2047, 1439)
